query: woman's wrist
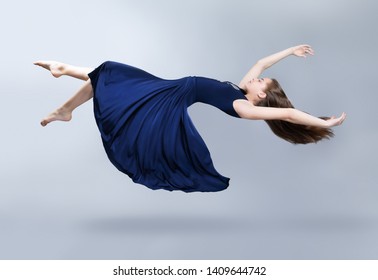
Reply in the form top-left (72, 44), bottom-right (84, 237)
top-left (321, 119), bottom-right (330, 128)
top-left (288, 47), bottom-right (295, 55)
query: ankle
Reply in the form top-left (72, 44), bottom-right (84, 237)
top-left (63, 64), bottom-right (75, 76)
top-left (58, 106), bottom-right (72, 114)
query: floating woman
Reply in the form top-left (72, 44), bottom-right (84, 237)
top-left (34, 45), bottom-right (346, 193)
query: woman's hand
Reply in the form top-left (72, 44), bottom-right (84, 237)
top-left (292, 45), bottom-right (315, 58)
top-left (324, 113), bottom-right (347, 127)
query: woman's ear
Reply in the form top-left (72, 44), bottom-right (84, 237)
top-left (258, 91), bottom-right (267, 99)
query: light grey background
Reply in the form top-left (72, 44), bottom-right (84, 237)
top-left (1, 0), bottom-right (377, 259)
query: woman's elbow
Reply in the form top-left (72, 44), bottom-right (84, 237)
top-left (255, 60), bottom-right (267, 70)
top-left (285, 108), bottom-right (296, 122)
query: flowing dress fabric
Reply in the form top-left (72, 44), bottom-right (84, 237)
top-left (88, 61), bottom-right (247, 192)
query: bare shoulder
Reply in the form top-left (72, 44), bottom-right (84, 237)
top-left (233, 99), bottom-right (292, 120)
top-left (233, 99), bottom-right (254, 119)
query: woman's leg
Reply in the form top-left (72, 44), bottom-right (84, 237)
top-left (34, 61), bottom-right (94, 81)
top-left (41, 80), bottom-right (93, 126)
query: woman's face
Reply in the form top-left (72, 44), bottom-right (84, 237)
top-left (246, 78), bottom-right (270, 92)
top-left (246, 78), bottom-right (272, 103)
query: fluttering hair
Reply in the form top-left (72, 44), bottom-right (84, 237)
top-left (255, 79), bottom-right (333, 144)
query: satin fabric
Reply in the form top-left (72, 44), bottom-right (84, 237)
top-left (88, 61), bottom-right (247, 192)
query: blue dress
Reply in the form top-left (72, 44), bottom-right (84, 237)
top-left (88, 61), bottom-right (247, 192)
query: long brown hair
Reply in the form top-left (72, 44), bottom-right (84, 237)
top-left (255, 79), bottom-right (334, 144)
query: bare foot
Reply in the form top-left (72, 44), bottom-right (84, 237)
top-left (41, 107), bottom-right (72, 127)
top-left (34, 61), bottom-right (66, 78)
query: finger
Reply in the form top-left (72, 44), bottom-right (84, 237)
top-left (337, 113), bottom-right (346, 125)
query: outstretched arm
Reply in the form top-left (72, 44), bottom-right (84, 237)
top-left (238, 45), bottom-right (314, 88)
top-left (234, 100), bottom-right (346, 128)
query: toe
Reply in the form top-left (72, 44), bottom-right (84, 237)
top-left (41, 119), bottom-right (48, 126)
